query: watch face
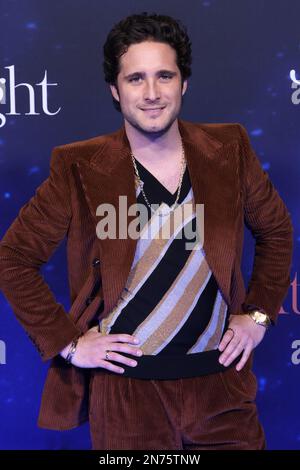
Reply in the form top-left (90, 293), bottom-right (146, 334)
top-left (251, 311), bottom-right (270, 326)
top-left (255, 312), bottom-right (267, 323)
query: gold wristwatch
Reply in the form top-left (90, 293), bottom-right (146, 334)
top-left (248, 310), bottom-right (272, 328)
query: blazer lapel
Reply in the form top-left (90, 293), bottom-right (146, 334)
top-left (76, 127), bottom-right (137, 316)
top-left (76, 119), bottom-right (240, 315)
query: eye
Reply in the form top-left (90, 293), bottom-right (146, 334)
top-left (129, 76), bottom-right (141, 83)
top-left (160, 74), bottom-right (172, 80)
top-left (128, 74), bottom-right (173, 83)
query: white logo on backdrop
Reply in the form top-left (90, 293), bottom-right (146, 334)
top-left (290, 69), bottom-right (300, 105)
top-left (0, 339), bottom-right (6, 365)
top-left (0, 65), bottom-right (61, 128)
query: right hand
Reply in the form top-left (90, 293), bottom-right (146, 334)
top-left (60, 326), bottom-right (143, 374)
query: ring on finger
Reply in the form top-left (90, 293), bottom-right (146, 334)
top-left (227, 327), bottom-right (235, 338)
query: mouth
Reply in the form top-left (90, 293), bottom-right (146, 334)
top-left (140, 106), bottom-right (166, 116)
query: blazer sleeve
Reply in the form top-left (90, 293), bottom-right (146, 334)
top-left (0, 147), bottom-right (82, 361)
top-left (237, 124), bottom-right (293, 324)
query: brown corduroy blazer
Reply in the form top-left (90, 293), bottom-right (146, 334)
top-left (0, 119), bottom-right (293, 430)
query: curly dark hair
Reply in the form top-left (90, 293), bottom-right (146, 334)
top-left (103, 12), bottom-right (192, 112)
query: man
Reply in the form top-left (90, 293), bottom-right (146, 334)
top-left (0, 12), bottom-right (293, 450)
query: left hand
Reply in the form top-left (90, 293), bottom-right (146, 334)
top-left (218, 314), bottom-right (267, 371)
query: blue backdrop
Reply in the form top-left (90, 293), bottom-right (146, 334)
top-left (0, 0), bottom-right (299, 450)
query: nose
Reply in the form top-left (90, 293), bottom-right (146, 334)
top-left (143, 79), bottom-right (161, 102)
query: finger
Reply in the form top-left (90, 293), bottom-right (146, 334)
top-left (111, 343), bottom-right (143, 357)
top-left (106, 334), bottom-right (139, 344)
top-left (221, 341), bottom-right (246, 367)
top-left (218, 329), bottom-right (235, 352)
top-left (104, 351), bottom-right (138, 368)
top-left (236, 341), bottom-right (253, 371)
top-left (99, 360), bottom-right (125, 374)
top-left (219, 335), bottom-right (241, 363)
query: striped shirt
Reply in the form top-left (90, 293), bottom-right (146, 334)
top-left (99, 158), bottom-right (231, 379)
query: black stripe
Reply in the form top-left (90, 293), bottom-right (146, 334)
top-left (109, 219), bottom-right (198, 335)
top-left (158, 273), bottom-right (219, 355)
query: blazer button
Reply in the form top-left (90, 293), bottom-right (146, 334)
top-left (86, 296), bottom-right (93, 306)
top-left (92, 258), bottom-right (100, 267)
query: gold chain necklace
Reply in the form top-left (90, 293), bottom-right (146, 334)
top-left (130, 140), bottom-right (186, 217)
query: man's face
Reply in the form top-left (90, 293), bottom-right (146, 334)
top-left (110, 41), bottom-right (187, 135)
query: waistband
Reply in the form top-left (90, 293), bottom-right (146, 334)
top-left (94, 349), bottom-right (241, 380)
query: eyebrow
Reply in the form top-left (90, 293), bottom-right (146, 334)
top-left (123, 70), bottom-right (177, 80)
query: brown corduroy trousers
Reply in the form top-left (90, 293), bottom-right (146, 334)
top-left (88, 365), bottom-right (266, 450)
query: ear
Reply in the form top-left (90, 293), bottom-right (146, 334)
top-left (182, 79), bottom-right (188, 96)
top-left (110, 84), bottom-right (120, 102)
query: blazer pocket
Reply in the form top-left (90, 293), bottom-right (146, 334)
top-left (69, 272), bottom-right (102, 325)
top-left (76, 294), bottom-right (104, 332)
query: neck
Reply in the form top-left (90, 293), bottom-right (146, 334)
top-left (124, 118), bottom-right (182, 165)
